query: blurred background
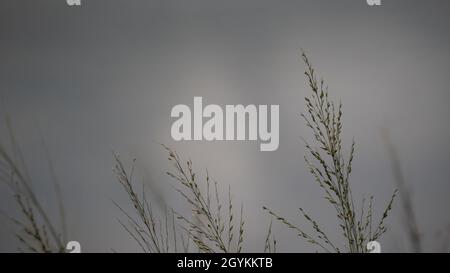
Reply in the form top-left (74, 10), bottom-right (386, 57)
top-left (1, 0), bottom-right (449, 252)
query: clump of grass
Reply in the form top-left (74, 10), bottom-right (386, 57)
top-left (0, 117), bottom-right (66, 252)
top-left (163, 145), bottom-right (245, 253)
top-left (264, 52), bottom-right (397, 253)
top-left (114, 146), bottom-right (246, 253)
top-left (113, 153), bottom-right (189, 253)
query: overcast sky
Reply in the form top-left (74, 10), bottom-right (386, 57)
top-left (1, 0), bottom-right (450, 252)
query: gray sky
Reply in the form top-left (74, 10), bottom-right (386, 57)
top-left (1, 0), bottom-right (450, 252)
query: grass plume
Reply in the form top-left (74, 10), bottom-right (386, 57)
top-left (113, 153), bottom-right (187, 253)
top-left (163, 145), bottom-right (245, 253)
top-left (113, 147), bottom-right (246, 253)
top-left (264, 52), bottom-right (397, 253)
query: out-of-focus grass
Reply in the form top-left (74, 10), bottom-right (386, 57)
top-left (0, 116), bottom-right (66, 252)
